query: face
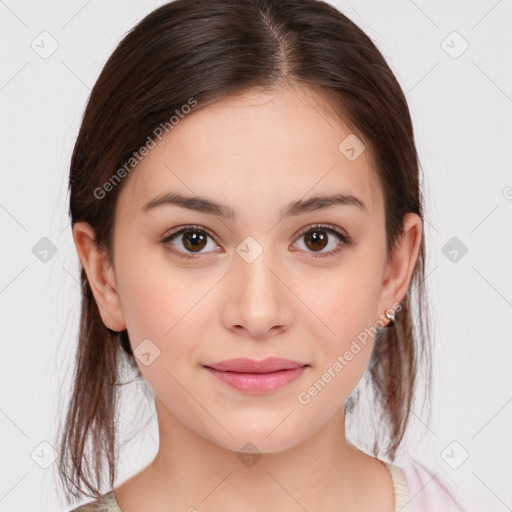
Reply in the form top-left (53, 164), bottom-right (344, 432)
top-left (85, 84), bottom-right (411, 454)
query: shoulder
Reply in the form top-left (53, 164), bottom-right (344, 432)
top-left (67, 490), bottom-right (121, 512)
top-left (396, 456), bottom-right (466, 512)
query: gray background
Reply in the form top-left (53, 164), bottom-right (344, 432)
top-left (0, 0), bottom-right (511, 510)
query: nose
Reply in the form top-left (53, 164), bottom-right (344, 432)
top-left (221, 245), bottom-right (294, 340)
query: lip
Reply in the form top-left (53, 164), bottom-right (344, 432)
top-left (203, 357), bottom-right (309, 394)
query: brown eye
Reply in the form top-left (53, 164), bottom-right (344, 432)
top-left (293, 224), bottom-right (352, 258)
top-left (161, 225), bottom-right (219, 259)
top-left (304, 230), bottom-right (329, 251)
top-left (179, 230), bottom-right (208, 252)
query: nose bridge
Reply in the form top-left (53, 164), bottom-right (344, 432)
top-left (236, 234), bottom-right (281, 303)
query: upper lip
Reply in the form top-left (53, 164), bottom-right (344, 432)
top-left (204, 357), bottom-right (307, 373)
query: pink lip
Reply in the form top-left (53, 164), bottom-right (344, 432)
top-left (205, 357), bottom-right (305, 373)
top-left (203, 357), bottom-right (308, 393)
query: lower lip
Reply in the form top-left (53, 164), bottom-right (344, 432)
top-left (204, 366), bottom-right (307, 393)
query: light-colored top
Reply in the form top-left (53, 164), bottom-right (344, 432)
top-left (68, 459), bottom-right (465, 511)
top-left (384, 461), bottom-right (411, 511)
top-left (394, 458), bottom-right (466, 511)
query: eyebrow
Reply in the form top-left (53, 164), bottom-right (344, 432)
top-left (141, 192), bottom-right (367, 220)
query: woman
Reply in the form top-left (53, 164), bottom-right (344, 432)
top-left (58, 0), bottom-right (465, 510)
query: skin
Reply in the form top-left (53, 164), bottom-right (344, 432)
top-left (73, 83), bottom-right (422, 511)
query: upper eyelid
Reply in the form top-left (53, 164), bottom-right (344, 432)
top-left (163, 224), bottom-right (218, 242)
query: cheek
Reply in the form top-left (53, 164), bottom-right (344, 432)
top-left (296, 262), bottom-right (383, 397)
top-left (116, 243), bottom-right (197, 336)
top-left (115, 252), bottom-right (221, 370)
top-left (115, 263), bottom-right (208, 413)
top-left (295, 305), bottom-right (379, 416)
top-left (306, 261), bottom-right (383, 344)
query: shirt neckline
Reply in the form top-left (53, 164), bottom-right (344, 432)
top-left (382, 460), bottom-right (411, 512)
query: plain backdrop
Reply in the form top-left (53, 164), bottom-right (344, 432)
top-left (1, 1), bottom-right (511, 510)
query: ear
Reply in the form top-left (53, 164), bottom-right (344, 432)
top-left (72, 221), bottom-right (126, 331)
top-left (376, 212), bottom-right (423, 325)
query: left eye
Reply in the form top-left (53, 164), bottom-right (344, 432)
top-left (292, 224), bottom-right (351, 258)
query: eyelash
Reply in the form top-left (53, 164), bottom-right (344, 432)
top-left (160, 223), bottom-right (353, 260)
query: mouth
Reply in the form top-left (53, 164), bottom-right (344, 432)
top-left (203, 357), bottom-right (309, 394)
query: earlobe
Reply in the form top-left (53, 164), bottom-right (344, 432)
top-left (377, 212), bottom-right (423, 321)
top-left (72, 221), bottom-right (126, 331)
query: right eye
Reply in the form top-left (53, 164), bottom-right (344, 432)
top-left (160, 225), bottom-right (221, 259)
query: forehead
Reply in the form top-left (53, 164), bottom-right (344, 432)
top-left (117, 84), bottom-right (382, 220)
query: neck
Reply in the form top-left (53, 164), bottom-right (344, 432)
top-left (140, 399), bottom-right (368, 511)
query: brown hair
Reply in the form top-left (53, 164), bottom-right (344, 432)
top-left (57, 0), bottom-right (432, 503)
